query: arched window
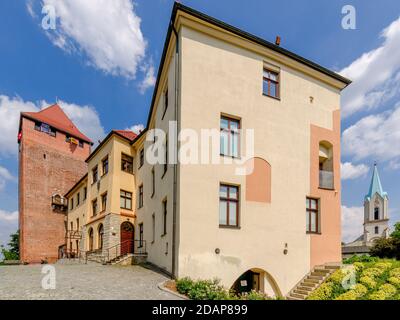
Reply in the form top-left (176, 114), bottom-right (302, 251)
top-left (88, 228), bottom-right (94, 252)
top-left (375, 226), bottom-right (379, 234)
top-left (98, 224), bottom-right (104, 250)
top-left (374, 207), bottom-right (379, 220)
top-left (319, 141), bottom-right (334, 189)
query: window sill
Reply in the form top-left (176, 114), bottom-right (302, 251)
top-left (219, 225), bottom-right (241, 230)
top-left (262, 93), bottom-right (280, 101)
top-left (220, 154), bottom-right (241, 160)
top-left (120, 208), bottom-right (133, 211)
top-left (307, 231), bottom-right (321, 235)
top-left (121, 170), bottom-right (134, 175)
top-left (318, 187), bottom-right (335, 191)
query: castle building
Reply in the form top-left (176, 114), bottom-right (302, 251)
top-left (18, 104), bottom-right (92, 263)
top-left (65, 3), bottom-right (350, 297)
top-left (342, 164), bottom-right (390, 258)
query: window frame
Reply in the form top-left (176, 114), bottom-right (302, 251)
top-left (219, 184), bottom-right (240, 228)
top-left (306, 197), bottom-right (320, 234)
top-left (120, 190), bottom-right (132, 210)
top-left (262, 68), bottom-right (280, 99)
top-left (220, 116), bottom-right (240, 158)
top-left (121, 153), bottom-right (133, 174)
top-left (102, 156), bottom-right (109, 176)
top-left (139, 223), bottom-right (144, 248)
top-left (101, 192), bottom-right (107, 212)
top-left (139, 149), bottom-right (144, 169)
top-left (92, 166), bottom-right (98, 184)
top-left (92, 199), bottom-right (98, 217)
top-left (138, 185), bottom-right (144, 209)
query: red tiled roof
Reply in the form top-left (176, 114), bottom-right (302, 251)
top-left (22, 104), bottom-right (92, 144)
top-left (113, 130), bottom-right (137, 141)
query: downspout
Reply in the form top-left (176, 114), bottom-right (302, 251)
top-left (171, 21), bottom-right (179, 279)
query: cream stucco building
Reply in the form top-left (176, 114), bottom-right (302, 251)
top-left (65, 3), bottom-right (351, 297)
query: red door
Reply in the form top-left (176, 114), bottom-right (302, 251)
top-left (120, 222), bottom-right (134, 255)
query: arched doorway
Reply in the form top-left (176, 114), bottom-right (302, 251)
top-left (231, 268), bottom-right (282, 298)
top-left (120, 221), bottom-right (134, 255)
top-left (98, 224), bottom-right (104, 250)
top-left (88, 228), bottom-right (94, 252)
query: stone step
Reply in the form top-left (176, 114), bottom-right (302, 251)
top-left (304, 278), bottom-right (321, 284)
top-left (311, 271), bottom-right (329, 277)
top-left (290, 293), bottom-right (307, 300)
top-left (294, 289), bottom-right (309, 296)
top-left (308, 275), bottom-right (324, 280)
top-left (297, 286), bottom-right (313, 292)
top-left (313, 268), bottom-right (330, 274)
top-left (324, 265), bottom-right (341, 270)
top-left (301, 281), bottom-right (317, 288)
top-left (287, 296), bottom-right (302, 300)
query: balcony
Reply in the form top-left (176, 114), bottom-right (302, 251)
top-left (51, 194), bottom-right (68, 212)
top-left (319, 170), bottom-right (334, 190)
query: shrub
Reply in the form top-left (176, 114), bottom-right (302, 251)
top-left (388, 277), bottom-right (400, 289)
top-left (353, 262), bottom-right (365, 272)
top-left (389, 268), bottom-right (400, 278)
top-left (239, 290), bottom-right (269, 300)
top-left (335, 284), bottom-right (367, 300)
top-left (307, 282), bottom-right (335, 300)
top-left (359, 276), bottom-right (377, 289)
top-left (176, 277), bottom-right (194, 295)
top-left (375, 262), bottom-right (392, 270)
top-left (187, 279), bottom-right (229, 300)
top-left (361, 267), bottom-right (384, 279)
top-left (327, 270), bottom-right (346, 285)
top-left (343, 255), bottom-right (377, 264)
top-left (370, 238), bottom-right (397, 259)
top-left (369, 284), bottom-right (397, 300)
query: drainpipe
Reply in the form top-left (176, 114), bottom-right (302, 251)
top-left (171, 21), bottom-right (179, 279)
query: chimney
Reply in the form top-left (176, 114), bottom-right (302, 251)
top-left (275, 36), bottom-right (281, 46)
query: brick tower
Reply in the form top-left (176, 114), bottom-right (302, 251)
top-left (18, 104), bottom-right (92, 263)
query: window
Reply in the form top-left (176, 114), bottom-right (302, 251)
top-left (70, 198), bottom-right (74, 210)
top-left (151, 167), bottom-right (155, 197)
top-left (375, 226), bottom-right (379, 234)
top-left (121, 153), bottom-right (133, 174)
top-left (139, 223), bottom-right (144, 248)
top-left (374, 207), bottom-right (379, 220)
top-left (76, 218), bottom-right (79, 230)
top-left (92, 166), bottom-right (98, 184)
top-left (35, 122), bottom-right (56, 137)
top-left (70, 221), bottom-right (73, 231)
top-left (92, 199), bottom-right (98, 217)
top-left (120, 190), bottom-right (132, 210)
top-left (306, 198), bottom-right (319, 233)
top-left (139, 149), bottom-right (144, 168)
top-left (162, 87), bottom-right (168, 119)
top-left (263, 68), bottom-right (279, 98)
top-left (83, 187), bottom-right (87, 200)
top-left (102, 156), bottom-right (109, 175)
top-left (77, 192), bottom-right (80, 206)
top-left (138, 185), bottom-right (144, 208)
top-left (162, 200), bottom-right (167, 236)
top-left (163, 137), bottom-right (168, 175)
top-left (219, 185), bottom-right (239, 227)
top-left (79, 141), bottom-right (84, 148)
top-left (220, 117), bottom-right (240, 158)
top-left (101, 193), bottom-right (107, 212)
top-left (152, 213), bottom-right (155, 243)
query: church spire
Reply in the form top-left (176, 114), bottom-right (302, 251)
top-left (365, 163), bottom-right (387, 200)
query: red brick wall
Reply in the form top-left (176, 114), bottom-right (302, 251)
top-left (19, 117), bottom-right (90, 263)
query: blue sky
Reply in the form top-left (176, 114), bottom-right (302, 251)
top-left (0, 0), bottom-right (400, 249)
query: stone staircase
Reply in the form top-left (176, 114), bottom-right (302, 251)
top-left (105, 253), bottom-right (147, 266)
top-left (287, 264), bottom-right (341, 300)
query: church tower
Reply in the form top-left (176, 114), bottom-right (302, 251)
top-left (363, 164), bottom-right (390, 243)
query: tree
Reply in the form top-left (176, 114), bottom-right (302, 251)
top-left (0, 230), bottom-right (20, 261)
top-left (390, 222), bottom-right (400, 240)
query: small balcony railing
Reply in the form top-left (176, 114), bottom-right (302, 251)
top-left (319, 170), bottom-right (334, 190)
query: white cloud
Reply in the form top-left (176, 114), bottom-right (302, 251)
top-left (340, 17), bottom-right (400, 117)
top-left (0, 166), bottom-right (16, 191)
top-left (127, 124), bottom-right (145, 134)
top-left (0, 210), bottom-right (18, 222)
top-left (138, 63), bottom-right (156, 94)
top-left (39, 0), bottom-right (146, 79)
top-left (0, 95), bottom-right (39, 156)
top-left (342, 103), bottom-right (400, 163)
top-left (342, 206), bottom-right (364, 243)
top-left (341, 162), bottom-right (369, 180)
top-left (0, 94), bottom-right (105, 157)
top-left (0, 210), bottom-right (18, 253)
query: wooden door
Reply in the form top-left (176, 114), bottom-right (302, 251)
top-left (120, 222), bottom-right (134, 255)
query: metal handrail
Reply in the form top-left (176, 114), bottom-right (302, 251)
top-left (105, 239), bottom-right (147, 264)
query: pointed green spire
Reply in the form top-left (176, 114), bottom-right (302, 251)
top-left (365, 163), bottom-right (387, 200)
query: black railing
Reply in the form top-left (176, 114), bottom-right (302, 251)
top-left (105, 240), bottom-right (147, 263)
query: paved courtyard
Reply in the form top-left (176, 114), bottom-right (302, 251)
top-left (0, 261), bottom-right (179, 300)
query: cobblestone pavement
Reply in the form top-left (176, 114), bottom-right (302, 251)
top-left (0, 262), bottom-right (180, 300)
